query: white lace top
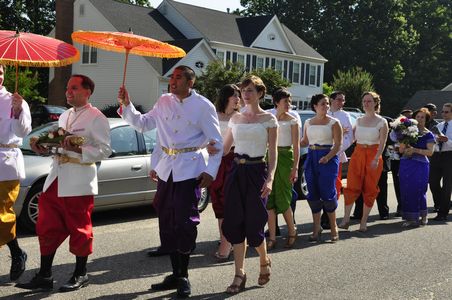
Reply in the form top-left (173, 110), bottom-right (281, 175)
top-left (305, 118), bottom-right (337, 145)
top-left (229, 118), bottom-right (278, 157)
top-left (355, 117), bottom-right (385, 145)
top-left (278, 119), bottom-right (300, 147)
top-left (219, 120), bottom-right (229, 138)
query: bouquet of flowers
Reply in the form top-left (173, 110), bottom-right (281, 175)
top-left (389, 116), bottom-right (419, 145)
top-left (30, 126), bottom-right (84, 148)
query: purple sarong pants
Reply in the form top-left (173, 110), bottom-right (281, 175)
top-left (154, 173), bottom-right (200, 253)
top-left (222, 155), bottom-right (268, 247)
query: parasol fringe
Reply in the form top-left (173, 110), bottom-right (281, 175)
top-left (0, 52), bottom-right (80, 68)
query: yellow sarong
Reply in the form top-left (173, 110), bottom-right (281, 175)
top-left (0, 180), bottom-right (20, 246)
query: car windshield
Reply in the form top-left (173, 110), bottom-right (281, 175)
top-left (46, 106), bottom-right (67, 113)
top-left (21, 122), bottom-right (58, 154)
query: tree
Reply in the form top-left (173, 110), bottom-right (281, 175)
top-left (331, 67), bottom-right (374, 110)
top-left (194, 61), bottom-right (246, 102)
top-left (115, 0), bottom-right (152, 7)
top-left (194, 60), bottom-right (291, 105)
top-left (3, 66), bottom-right (46, 103)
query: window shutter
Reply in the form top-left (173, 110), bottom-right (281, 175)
top-left (300, 63), bottom-right (305, 85)
top-left (317, 65), bottom-right (321, 87)
top-left (252, 55), bottom-right (257, 69)
top-left (305, 63), bottom-right (310, 85)
top-left (246, 54), bottom-right (251, 71)
top-left (288, 61), bottom-right (293, 82)
top-left (226, 51), bottom-right (231, 62)
top-left (232, 52), bottom-right (237, 63)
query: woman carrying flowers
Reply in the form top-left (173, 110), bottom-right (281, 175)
top-left (395, 108), bottom-right (435, 227)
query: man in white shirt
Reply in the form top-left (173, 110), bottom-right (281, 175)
top-left (321, 91), bottom-right (353, 228)
top-left (118, 65), bottom-right (223, 297)
top-left (0, 64), bottom-right (32, 281)
top-left (430, 103), bottom-right (452, 221)
top-left (18, 75), bottom-right (111, 292)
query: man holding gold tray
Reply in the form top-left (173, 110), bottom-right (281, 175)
top-left (17, 75), bottom-right (111, 292)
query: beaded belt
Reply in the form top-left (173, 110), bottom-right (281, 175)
top-left (308, 145), bottom-right (331, 150)
top-left (56, 154), bottom-right (94, 166)
top-left (234, 157), bottom-right (265, 165)
top-left (162, 146), bottom-right (201, 156)
top-left (0, 143), bottom-right (18, 148)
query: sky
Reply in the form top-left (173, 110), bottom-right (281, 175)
top-left (148, 0), bottom-right (244, 12)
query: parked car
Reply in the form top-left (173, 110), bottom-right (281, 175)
top-left (14, 119), bottom-right (210, 233)
top-left (30, 104), bottom-right (67, 128)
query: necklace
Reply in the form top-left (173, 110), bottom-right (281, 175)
top-left (66, 106), bottom-right (89, 132)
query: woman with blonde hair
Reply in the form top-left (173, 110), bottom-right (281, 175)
top-left (339, 91), bottom-right (388, 232)
top-left (222, 75), bottom-right (277, 294)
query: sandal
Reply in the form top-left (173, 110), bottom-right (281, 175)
top-left (338, 222), bottom-right (350, 230)
top-left (266, 239), bottom-right (277, 251)
top-left (330, 234), bottom-right (339, 243)
top-left (284, 230), bottom-right (297, 248)
top-left (226, 273), bottom-right (246, 294)
top-left (258, 256), bottom-right (271, 286)
top-left (308, 228), bottom-right (323, 243)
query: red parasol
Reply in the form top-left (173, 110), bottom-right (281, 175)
top-left (71, 30), bottom-right (186, 112)
top-left (0, 30), bottom-right (80, 92)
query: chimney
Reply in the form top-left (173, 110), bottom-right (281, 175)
top-left (48, 0), bottom-right (75, 106)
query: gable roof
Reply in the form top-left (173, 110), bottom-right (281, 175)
top-left (405, 90), bottom-right (452, 110)
top-left (89, 0), bottom-right (185, 41)
top-left (166, 0), bottom-right (326, 60)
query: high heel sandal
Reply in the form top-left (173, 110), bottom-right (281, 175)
top-left (284, 230), bottom-right (297, 248)
top-left (226, 273), bottom-right (246, 294)
top-left (258, 257), bottom-right (271, 286)
top-left (330, 233), bottom-right (339, 243)
top-left (266, 239), bottom-right (277, 251)
top-left (214, 248), bottom-right (232, 262)
top-left (308, 228), bottom-right (323, 242)
top-left (338, 222), bottom-right (350, 230)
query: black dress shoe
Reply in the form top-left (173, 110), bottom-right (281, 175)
top-left (59, 274), bottom-right (89, 292)
top-left (147, 246), bottom-right (170, 257)
top-left (177, 277), bottom-right (191, 298)
top-left (151, 274), bottom-right (179, 291)
top-left (10, 250), bottom-right (27, 281)
top-left (430, 215), bottom-right (447, 221)
top-left (380, 215), bottom-right (389, 220)
top-left (394, 211), bottom-right (402, 218)
top-left (16, 273), bottom-right (53, 290)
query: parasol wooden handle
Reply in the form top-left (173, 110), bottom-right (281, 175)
top-left (119, 49), bottom-right (130, 115)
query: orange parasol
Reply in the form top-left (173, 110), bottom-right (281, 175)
top-left (71, 30), bottom-right (186, 113)
top-left (0, 30), bottom-right (80, 92)
top-left (71, 30), bottom-right (186, 86)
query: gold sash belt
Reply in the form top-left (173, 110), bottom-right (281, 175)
top-left (308, 145), bottom-right (331, 150)
top-left (162, 146), bottom-right (201, 156)
top-left (0, 143), bottom-right (18, 148)
top-left (234, 157), bottom-right (265, 165)
top-left (56, 154), bottom-right (94, 166)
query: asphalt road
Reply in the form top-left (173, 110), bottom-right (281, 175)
top-left (1, 174), bottom-right (451, 299)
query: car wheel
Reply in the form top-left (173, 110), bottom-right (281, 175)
top-left (295, 155), bottom-right (308, 199)
top-left (198, 187), bottom-right (210, 212)
top-left (299, 169), bottom-right (309, 199)
top-left (18, 183), bottom-right (43, 233)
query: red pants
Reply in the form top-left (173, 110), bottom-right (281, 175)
top-left (344, 144), bottom-right (383, 207)
top-left (36, 180), bottom-right (94, 256)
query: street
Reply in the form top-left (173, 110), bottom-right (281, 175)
top-left (1, 174), bottom-right (451, 299)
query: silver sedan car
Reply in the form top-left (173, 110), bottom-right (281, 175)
top-left (14, 118), bottom-right (210, 232)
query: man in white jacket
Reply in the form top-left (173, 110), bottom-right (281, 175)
top-left (0, 64), bottom-right (32, 281)
top-left (18, 75), bottom-right (111, 292)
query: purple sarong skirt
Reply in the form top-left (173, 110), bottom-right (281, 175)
top-left (222, 154), bottom-right (268, 247)
top-left (399, 158), bottom-right (429, 221)
top-left (154, 173), bottom-right (200, 253)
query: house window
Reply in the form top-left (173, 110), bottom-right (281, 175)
top-left (293, 62), bottom-right (300, 83)
top-left (256, 57), bottom-right (264, 69)
top-left (82, 45), bottom-right (97, 64)
top-left (79, 4), bottom-right (85, 16)
top-left (237, 54), bottom-right (245, 67)
top-left (275, 59), bottom-right (283, 75)
top-left (309, 65), bottom-right (316, 85)
top-left (216, 50), bottom-right (225, 63)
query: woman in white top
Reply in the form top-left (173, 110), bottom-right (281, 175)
top-left (209, 84), bottom-right (240, 261)
top-left (300, 94), bottom-right (342, 242)
top-left (266, 88), bottom-right (300, 250)
top-left (222, 76), bottom-right (277, 294)
top-left (340, 92), bottom-right (388, 232)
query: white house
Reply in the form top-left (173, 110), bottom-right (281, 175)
top-left (50, 0), bottom-right (327, 111)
